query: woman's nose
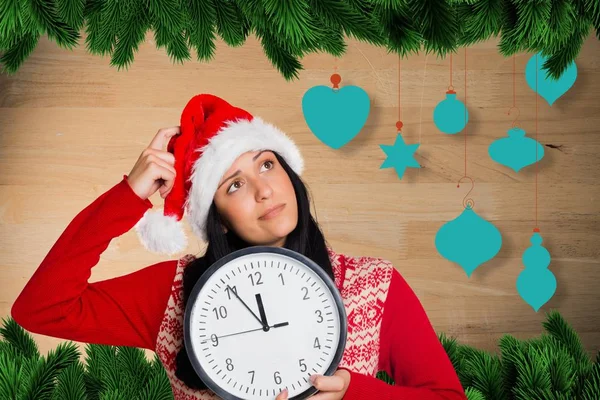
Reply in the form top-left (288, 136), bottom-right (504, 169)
top-left (254, 178), bottom-right (273, 200)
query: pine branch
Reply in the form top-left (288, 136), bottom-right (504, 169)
top-left (542, 310), bottom-right (591, 367)
top-left (19, 341), bottom-right (80, 400)
top-left (512, 0), bottom-right (552, 49)
top-left (260, 0), bottom-right (317, 49)
top-left (0, 349), bottom-right (20, 400)
top-left (115, 347), bottom-right (152, 398)
top-left (376, 5), bottom-right (423, 58)
top-left (584, 0), bottom-right (600, 39)
top-left (311, 0), bottom-right (383, 46)
top-left (0, 317), bottom-right (40, 360)
top-left (51, 361), bottom-right (87, 400)
top-left (212, 1), bottom-right (249, 47)
top-left (0, 1), bottom-right (598, 82)
top-left (111, 0), bottom-right (149, 70)
top-left (408, 0), bottom-right (459, 57)
top-left (582, 363), bottom-right (600, 400)
top-left (55, 0), bottom-right (86, 31)
top-left (466, 349), bottom-right (509, 400)
top-left (456, 0), bottom-right (504, 46)
top-left (184, 0), bottom-right (216, 62)
top-left (149, 0), bottom-right (191, 65)
top-left (464, 387), bottom-right (486, 400)
top-left (499, 334), bottom-right (525, 398)
top-left (28, 0), bottom-right (79, 48)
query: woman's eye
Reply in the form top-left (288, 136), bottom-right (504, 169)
top-left (227, 180), bottom-right (242, 194)
top-left (261, 160), bottom-right (274, 171)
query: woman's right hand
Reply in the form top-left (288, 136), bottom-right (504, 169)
top-left (127, 126), bottom-right (180, 201)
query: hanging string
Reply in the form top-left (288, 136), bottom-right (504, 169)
top-left (397, 55), bottom-right (403, 131)
top-left (507, 54), bottom-right (520, 127)
top-left (458, 47), bottom-right (474, 210)
top-left (535, 53), bottom-right (539, 233)
top-left (331, 56), bottom-right (341, 90)
top-left (449, 54), bottom-right (453, 91)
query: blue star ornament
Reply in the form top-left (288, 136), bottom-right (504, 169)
top-left (379, 133), bottom-right (421, 179)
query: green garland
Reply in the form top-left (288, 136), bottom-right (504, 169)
top-left (0, 0), bottom-right (598, 81)
top-left (1, 309), bottom-right (599, 398)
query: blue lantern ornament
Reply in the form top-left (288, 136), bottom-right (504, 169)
top-left (302, 73), bottom-right (370, 149)
top-left (488, 125), bottom-right (545, 172)
top-left (433, 89), bottom-right (469, 134)
top-left (525, 52), bottom-right (577, 106)
top-left (435, 177), bottom-right (502, 277)
top-left (516, 229), bottom-right (556, 312)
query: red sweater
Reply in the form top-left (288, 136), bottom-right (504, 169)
top-left (11, 175), bottom-right (467, 400)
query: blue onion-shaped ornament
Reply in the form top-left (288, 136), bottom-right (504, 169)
top-left (488, 127), bottom-right (545, 172)
top-left (433, 89), bottom-right (469, 134)
top-left (516, 229), bottom-right (556, 312)
top-left (435, 177), bottom-right (502, 277)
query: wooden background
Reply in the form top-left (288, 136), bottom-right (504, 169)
top-left (1, 31), bottom-right (599, 363)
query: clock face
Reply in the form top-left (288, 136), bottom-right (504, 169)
top-left (184, 246), bottom-right (347, 400)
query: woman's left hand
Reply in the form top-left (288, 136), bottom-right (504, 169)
top-left (275, 369), bottom-right (351, 400)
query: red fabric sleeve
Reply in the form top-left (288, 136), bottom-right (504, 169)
top-left (341, 267), bottom-right (467, 400)
top-left (11, 175), bottom-right (178, 351)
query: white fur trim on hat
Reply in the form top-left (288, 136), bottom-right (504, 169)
top-left (186, 116), bottom-right (304, 242)
top-left (134, 209), bottom-right (188, 255)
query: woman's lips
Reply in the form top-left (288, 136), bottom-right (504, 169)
top-left (260, 204), bottom-right (285, 220)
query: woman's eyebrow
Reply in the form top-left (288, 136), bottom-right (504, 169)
top-left (217, 150), bottom-right (269, 189)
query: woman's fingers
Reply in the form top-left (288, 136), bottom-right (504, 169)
top-left (310, 374), bottom-right (345, 392)
top-left (148, 126), bottom-right (180, 151)
top-left (275, 388), bottom-right (288, 400)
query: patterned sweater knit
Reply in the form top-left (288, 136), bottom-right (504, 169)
top-left (11, 175), bottom-right (467, 400)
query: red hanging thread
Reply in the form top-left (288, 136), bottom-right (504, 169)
top-left (507, 54), bottom-right (520, 127)
top-left (535, 53), bottom-right (539, 232)
top-left (458, 48), bottom-right (474, 209)
top-left (331, 57), bottom-right (341, 89)
top-left (397, 55), bottom-right (403, 131)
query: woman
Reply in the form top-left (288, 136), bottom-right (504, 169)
top-left (11, 94), bottom-right (466, 400)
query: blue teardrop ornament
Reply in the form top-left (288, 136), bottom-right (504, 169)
top-left (435, 204), bottom-right (502, 277)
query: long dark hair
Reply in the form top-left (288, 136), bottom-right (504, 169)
top-left (174, 151), bottom-right (334, 389)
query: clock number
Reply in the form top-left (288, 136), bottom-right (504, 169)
top-left (274, 371), bottom-right (282, 385)
top-left (248, 271), bottom-right (263, 286)
top-left (225, 285), bottom-right (237, 300)
top-left (248, 370), bottom-right (255, 384)
top-left (299, 358), bottom-right (307, 372)
top-left (314, 337), bottom-right (321, 349)
top-left (211, 334), bottom-right (219, 347)
top-left (213, 306), bottom-right (228, 320)
top-left (315, 309), bottom-right (323, 323)
top-left (226, 358), bottom-right (234, 371)
top-left (301, 287), bottom-right (310, 300)
top-left (278, 273), bottom-right (285, 285)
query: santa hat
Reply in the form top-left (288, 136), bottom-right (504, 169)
top-left (134, 93), bottom-right (304, 255)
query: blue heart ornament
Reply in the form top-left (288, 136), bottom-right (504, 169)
top-left (302, 85), bottom-right (370, 149)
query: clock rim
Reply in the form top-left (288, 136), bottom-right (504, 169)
top-left (183, 245), bottom-right (348, 400)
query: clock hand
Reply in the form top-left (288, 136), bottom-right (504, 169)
top-left (200, 321), bottom-right (290, 344)
top-left (255, 293), bottom-right (270, 332)
top-left (226, 285), bottom-right (267, 329)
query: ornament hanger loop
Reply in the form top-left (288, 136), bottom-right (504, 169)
top-left (447, 85), bottom-right (455, 94)
top-left (457, 175), bottom-right (475, 209)
top-left (507, 106), bottom-right (520, 128)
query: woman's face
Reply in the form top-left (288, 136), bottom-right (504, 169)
top-left (213, 150), bottom-right (298, 247)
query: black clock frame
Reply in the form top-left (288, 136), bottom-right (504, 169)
top-left (183, 245), bottom-right (348, 400)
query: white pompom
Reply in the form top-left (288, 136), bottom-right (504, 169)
top-left (134, 209), bottom-right (188, 255)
